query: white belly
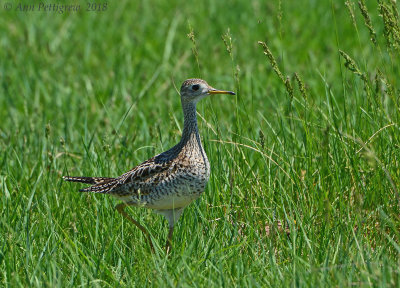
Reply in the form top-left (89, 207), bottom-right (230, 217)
top-left (146, 193), bottom-right (201, 210)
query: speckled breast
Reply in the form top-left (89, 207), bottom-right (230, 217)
top-left (125, 153), bottom-right (210, 210)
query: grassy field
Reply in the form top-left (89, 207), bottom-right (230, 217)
top-left (1, 0), bottom-right (400, 286)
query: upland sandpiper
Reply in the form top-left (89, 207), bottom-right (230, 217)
top-left (63, 79), bottom-right (235, 252)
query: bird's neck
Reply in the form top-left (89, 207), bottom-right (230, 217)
top-left (155, 100), bottom-right (206, 163)
top-left (179, 101), bottom-right (201, 148)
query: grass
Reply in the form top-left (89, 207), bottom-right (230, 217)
top-left (1, 0), bottom-right (400, 286)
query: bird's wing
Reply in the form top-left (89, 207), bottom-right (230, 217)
top-left (79, 157), bottom-right (173, 195)
top-left (118, 158), bottom-right (172, 184)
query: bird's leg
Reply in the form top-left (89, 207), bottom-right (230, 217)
top-left (115, 203), bottom-right (154, 252)
top-left (157, 208), bottom-right (183, 254)
top-left (165, 225), bottom-right (174, 254)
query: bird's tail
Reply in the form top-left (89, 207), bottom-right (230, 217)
top-left (62, 176), bottom-right (119, 194)
top-left (62, 176), bottom-right (114, 185)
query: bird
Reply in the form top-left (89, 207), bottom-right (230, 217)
top-left (63, 78), bottom-right (235, 252)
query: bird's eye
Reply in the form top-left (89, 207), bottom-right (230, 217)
top-left (192, 84), bottom-right (200, 91)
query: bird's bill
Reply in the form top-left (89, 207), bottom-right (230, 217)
top-left (208, 89), bottom-right (235, 95)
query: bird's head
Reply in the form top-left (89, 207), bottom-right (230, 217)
top-left (180, 78), bottom-right (235, 103)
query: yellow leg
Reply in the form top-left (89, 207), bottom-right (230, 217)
top-left (165, 226), bottom-right (174, 254)
top-left (116, 203), bottom-right (154, 252)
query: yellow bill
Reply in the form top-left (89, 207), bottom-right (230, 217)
top-left (208, 89), bottom-right (235, 95)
